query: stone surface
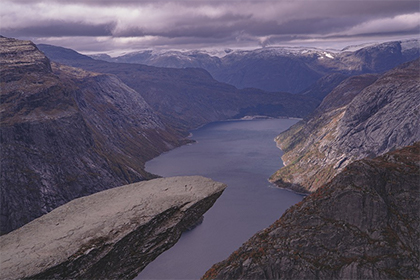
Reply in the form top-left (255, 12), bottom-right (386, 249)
top-left (270, 58), bottom-right (420, 192)
top-left (203, 143), bottom-right (420, 279)
top-left (0, 176), bottom-right (226, 280)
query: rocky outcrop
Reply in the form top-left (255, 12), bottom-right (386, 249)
top-left (0, 176), bottom-right (226, 280)
top-left (0, 37), bottom-right (183, 234)
top-left (203, 143), bottom-right (420, 279)
top-left (270, 58), bottom-right (420, 192)
top-left (0, 36), bottom-right (51, 82)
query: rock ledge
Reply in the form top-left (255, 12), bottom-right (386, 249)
top-left (0, 176), bottom-right (226, 280)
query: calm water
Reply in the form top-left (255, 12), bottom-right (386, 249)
top-left (136, 118), bottom-right (303, 280)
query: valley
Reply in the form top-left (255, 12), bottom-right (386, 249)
top-left (1, 34), bottom-right (419, 279)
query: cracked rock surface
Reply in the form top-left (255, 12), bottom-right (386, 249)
top-left (0, 176), bottom-right (226, 280)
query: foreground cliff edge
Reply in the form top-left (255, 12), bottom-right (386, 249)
top-left (203, 143), bottom-right (420, 279)
top-left (0, 176), bottom-right (226, 280)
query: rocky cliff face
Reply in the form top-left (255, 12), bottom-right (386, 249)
top-left (270, 58), bottom-right (420, 192)
top-left (203, 143), bottom-right (420, 279)
top-left (0, 176), bottom-right (226, 280)
top-left (0, 37), bottom-right (183, 234)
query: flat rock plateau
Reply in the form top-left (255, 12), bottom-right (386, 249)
top-left (0, 176), bottom-right (226, 280)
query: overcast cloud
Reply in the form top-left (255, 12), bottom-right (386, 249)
top-left (1, 0), bottom-right (419, 55)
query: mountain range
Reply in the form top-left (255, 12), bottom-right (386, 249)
top-left (90, 39), bottom-right (419, 94)
top-left (1, 37), bottom-right (318, 234)
top-left (37, 44), bottom-right (319, 133)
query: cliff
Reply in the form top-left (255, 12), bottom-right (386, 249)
top-left (203, 143), bottom-right (420, 279)
top-left (0, 37), bottom-right (183, 234)
top-left (270, 58), bottom-right (420, 192)
top-left (0, 176), bottom-right (226, 280)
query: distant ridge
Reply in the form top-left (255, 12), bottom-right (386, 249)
top-left (87, 39), bottom-right (419, 93)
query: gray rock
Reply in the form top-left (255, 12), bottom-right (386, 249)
top-left (0, 176), bottom-right (226, 280)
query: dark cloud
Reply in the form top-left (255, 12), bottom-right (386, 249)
top-left (2, 0), bottom-right (419, 53)
top-left (2, 21), bottom-right (116, 37)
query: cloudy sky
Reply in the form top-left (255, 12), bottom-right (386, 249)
top-left (1, 0), bottom-right (419, 55)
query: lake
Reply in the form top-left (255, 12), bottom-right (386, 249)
top-left (136, 118), bottom-right (303, 279)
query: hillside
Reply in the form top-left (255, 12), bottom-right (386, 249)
top-left (204, 143), bottom-right (420, 279)
top-left (270, 58), bottom-right (420, 193)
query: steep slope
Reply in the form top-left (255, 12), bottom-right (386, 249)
top-left (88, 39), bottom-right (419, 93)
top-left (0, 37), bottom-right (182, 234)
top-left (270, 59), bottom-right (420, 192)
top-left (299, 73), bottom-right (349, 101)
top-left (204, 143), bottom-right (420, 279)
top-left (37, 44), bottom-right (320, 133)
top-left (1, 176), bottom-right (226, 280)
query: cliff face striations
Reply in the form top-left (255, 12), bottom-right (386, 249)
top-left (270, 58), bottom-right (420, 192)
top-left (0, 37), bottom-right (183, 234)
top-left (203, 143), bottom-right (420, 280)
top-left (0, 176), bottom-right (227, 280)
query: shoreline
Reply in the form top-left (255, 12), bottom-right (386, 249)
top-left (188, 115), bottom-right (303, 138)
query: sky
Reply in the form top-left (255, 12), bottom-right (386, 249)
top-left (1, 0), bottom-right (419, 55)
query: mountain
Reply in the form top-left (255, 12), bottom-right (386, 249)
top-left (203, 142), bottom-right (420, 279)
top-left (89, 39), bottom-right (419, 94)
top-left (37, 44), bottom-right (320, 133)
top-left (269, 58), bottom-right (420, 193)
top-left (0, 37), bottom-right (183, 234)
top-left (1, 176), bottom-right (226, 280)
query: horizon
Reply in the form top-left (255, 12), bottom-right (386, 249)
top-left (1, 0), bottom-right (419, 56)
top-left (31, 36), bottom-right (420, 58)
